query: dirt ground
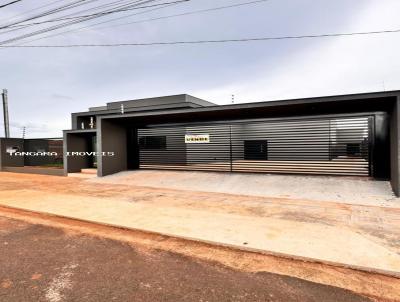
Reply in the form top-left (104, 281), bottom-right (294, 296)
top-left (1, 172), bottom-right (400, 253)
top-left (0, 214), bottom-right (389, 302)
top-left (0, 172), bottom-right (400, 301)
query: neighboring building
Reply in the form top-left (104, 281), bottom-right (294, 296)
top-left (64, 91), bottom-right (400, 196)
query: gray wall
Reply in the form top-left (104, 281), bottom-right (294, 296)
top-left (64, 132), bottom-right (93, 174)
top-left (24, 139), bottom-right (49, 166)
top-left (185, 125), bottom-right (230, 165)
top-left (72, 95), bottom-right (215, 130)
top-left (0, 138), bottom-right (24, 169)
top-left (98, 119), bottom-right (127, 177)
top-left (390, 98), bottom-right (400, 196)
top-left (231, 120), bottom-right (331, 161)
top-left (138, 127), bottom-right (187, 166)
top-left (136, 117), bottom-right (371, 169)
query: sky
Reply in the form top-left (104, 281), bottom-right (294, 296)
top-left (0, 0), bottom-right (399, 137)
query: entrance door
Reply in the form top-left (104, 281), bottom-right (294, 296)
top-left (244, 140), bottom-right (268, 160)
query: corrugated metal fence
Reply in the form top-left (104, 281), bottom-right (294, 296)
top-left (138, 115), bottom-right (372, 176)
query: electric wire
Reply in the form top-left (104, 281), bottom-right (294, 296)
top-left (3, 0), bottom-right (263, 46)
top-left (0, 28), bottom-right (399, 48)
top-left (0, 0), bottom-right (133, 31)
top-left (4, 0), bottom-right (188, 28)
top-left (1, 0), bottom-right (68, 23)
top-left (0, 0), bottom-right (22, 9)
top-left (0, 0), bottom-right (100, 29)
top-left (0, 0), bottom-right (163, 44)
top-left (95, 0), bottom-right (269, 31)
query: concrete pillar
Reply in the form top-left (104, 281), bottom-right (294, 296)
top-left (97, 118), bottom-right (127, 177)
top-left (63, 132), bottom-right (92, 174)
top-left (390, 97), bottom-right (400, 196)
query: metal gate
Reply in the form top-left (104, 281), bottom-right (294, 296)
top-left (138, 115), bottom-right (372, 176)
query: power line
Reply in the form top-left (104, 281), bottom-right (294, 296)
top-left (0, 28), bottom-right (399, 48)
top-left (4, 0), bottom-right (266, 46)
top-left (95, 0), bottom-right (270, 31)
top-left (4, 0), bottom-right (189, 28)
top-left (10, 0), bottom-right (189, 44)
top-left (48, 0), bottom-right (269, 33)
top-left (0, 0), bottom-right (163, 44)
top-left (0, 0), bottom-right (115, 32)
top-left (0, 0), bottom-right (177, 36)
top-left (0, 1), bottom-right (148, 32)
top-left (0, 0), bottom-right (99, 29)
top-left (0, 0), bottom-right (143, 31)
top-left (0, 0), bottom-right (22, 9)
top-left (1, 0), bottom-right (69, 23)
top-left (14, 0), bottom-right (149, 28)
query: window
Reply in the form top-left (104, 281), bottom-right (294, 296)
top-left (346, 143), bottom-right (361, 156)
top-left (139, 136), bottom-right (167, 150)
top-left (244, 140), bottom-right (268, 160)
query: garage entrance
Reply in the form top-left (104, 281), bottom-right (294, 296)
top-left (137, 114), bottom-right (376, 177)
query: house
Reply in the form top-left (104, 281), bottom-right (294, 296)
top-left (64, 91), bottom-right (400, 196)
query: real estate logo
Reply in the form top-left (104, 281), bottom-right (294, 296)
top-left (6, 149), bottom-right (115, 157)
top-left (185, 134), bottom-right (210, 144)
top-left (6, 146), bottom-right (19, 154)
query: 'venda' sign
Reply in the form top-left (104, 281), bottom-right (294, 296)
top-left (185, 134), bottom-right (210, 144)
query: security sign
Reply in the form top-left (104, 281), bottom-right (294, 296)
top-left (185, 134), bottom-right (210, 144)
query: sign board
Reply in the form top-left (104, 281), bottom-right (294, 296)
top-left (185, 134), bottom-right (210, 144)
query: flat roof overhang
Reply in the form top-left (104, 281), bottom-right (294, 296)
top-left (64, 129), bottom-right (96, 134)
top-left (95, 91), bottom-right (399, 126)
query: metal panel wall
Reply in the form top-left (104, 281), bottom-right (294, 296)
top-left (138, 115), bottom-right (372, 176)
top-left (231, 117), bottom-right (370, 176)
top-left (139, 124), bottom-right (231, 171)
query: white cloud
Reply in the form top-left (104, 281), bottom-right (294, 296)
top-left (195, 0), bottom-right (400, 104)
top-left (1, 0), bottom-right (400, 136)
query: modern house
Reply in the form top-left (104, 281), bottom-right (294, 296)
top-left (64, 91), bottom-right (400, 196)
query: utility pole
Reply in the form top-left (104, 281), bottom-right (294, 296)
top-left (2, 89), bottom-right (10, 138)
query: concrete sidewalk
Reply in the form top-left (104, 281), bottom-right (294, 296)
top-left (1, 186), bottom-right (400, 276)
top-left (89, 170), bottom-right (399, 207)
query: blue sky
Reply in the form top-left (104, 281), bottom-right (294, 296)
top-left (0, 0), bottom-right (399, 137)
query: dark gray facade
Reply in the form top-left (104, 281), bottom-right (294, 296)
top-left (63, 92), bottom-right (400, 196)
top-left (97, 119), bottom-right (127, 177)
top-left (390, 98), bottom-right (400, 195)
top-left (63, 130), bottom-right (95, 173)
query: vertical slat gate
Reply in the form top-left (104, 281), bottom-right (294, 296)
top-left (138, 116), bottom-right (372, 176)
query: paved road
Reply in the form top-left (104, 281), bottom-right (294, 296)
top-left (0, 216), bottom-right (373, 302)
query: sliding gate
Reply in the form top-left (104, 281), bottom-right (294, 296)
top-left (138, 115), bottom-right (372, 176)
